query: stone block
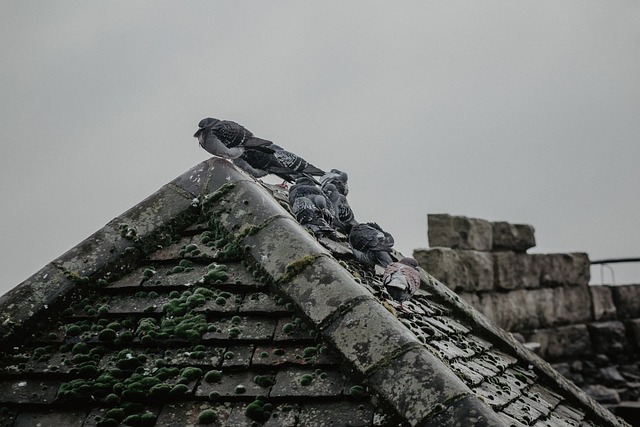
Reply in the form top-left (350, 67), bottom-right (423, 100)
top-left (458, 250), bottom-right (494, 292)
top-left (611, 284), bottom-right (640, 319)
top-left (241, 217), bottom-right (329, 283)
top-left (427, 214), bottom-right (492, 251)
top-left (492, 252), bottom-right (541, 290)
top-left (536, 253), bottom-right (590, 287)
top-left (324, 299), bottom-right (421, 374)
top-left (491, 221), bottom-right (536, 252)
top-left (527, 325), bottom-right (592, 361)
top-left (590, 286), bottom-right (617, 321)
top-left (551, 285), bottom-right (593, 326)
top-left (625, 319), bottom-right (640, 350)
top-left (413, 248), bottom-right (469, 292)
top-left (587, 321), bottom-right (628, 355)
top-left (368, 347), bottom-right (471, 426)
top-left (280, 255), bottom-right (374, 326)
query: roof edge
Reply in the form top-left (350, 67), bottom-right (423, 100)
top-left (204, 164), bottom-right (503, 426)
top-left (0, 158), bottom-right (237, 346)
top-left (419, 271), bottom-right (627, 427)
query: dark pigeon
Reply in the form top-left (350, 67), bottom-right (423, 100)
top-left (383, 257), bottom-right (420, 307)
top-left (321, 169), bottom-right (349, 196)
top-left (234, 144), bottom-right (325, 183)
top-left (288, 177), bottom-right (327, 206)
top-left (323, 183), bottom-right (357, 234)
top-left (291, 196), bottom-right (336, 239)
top-left (348, 222), bottom-right (395, 267)
top-left (193, 117), bottom-right (274, 159)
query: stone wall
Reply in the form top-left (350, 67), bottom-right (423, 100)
top-left (414, 213), bottom-right (640, 409)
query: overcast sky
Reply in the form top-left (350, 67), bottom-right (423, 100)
top-left (2, 2), bottom-right (639, 296)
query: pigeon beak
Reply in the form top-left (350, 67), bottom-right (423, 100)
top-left (193, 129), bottom-right (202, 138)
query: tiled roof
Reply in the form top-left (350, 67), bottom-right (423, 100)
top-left (0, 158), bottom-right (629, 427)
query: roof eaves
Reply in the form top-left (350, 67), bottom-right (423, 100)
top-left (418, 271), bottom-right (627, 427)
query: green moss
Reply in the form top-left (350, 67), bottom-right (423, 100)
top-left (99, 328), bottom-right (117, 342)
top-left (282, 323), bottom-right (295, 334)
top-left (300, 374), bottom-right (314, 386)
top-left (96, 419), bottom-right (118, 427)
top-left (273, 348), bottom-right (285, 356)
top-left (66, 325), bottom-right (82, 337)
top-left (208, 391), bottom-right (220, 401)
top-left (180, 367), bottom-right (203, 382)
top-left (169, 384), bottom-right (189, 396)
top-left (302, 347), bottom-right (317, 358)
top-left (204, 370), bottom-right (223, 383)
top-left (349, 385), bottom-right (366, 397)
top-left (228, 327), bottom-right (241, 338)
top-left (254, 375), bottom-right (275, 388)
top-left (72, 342), bottom-right (89, 355)
top-left (281, 255), bottom-right (320, 282)
top-left (105, 408), bottom-right (125, 422)
top-left (198, 409), bottom-right (217, 424)
top-left (234, 384), bottom-right (246, 394)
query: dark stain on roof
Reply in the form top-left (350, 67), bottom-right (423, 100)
top-left (0, 158), bottom-right (629, 427)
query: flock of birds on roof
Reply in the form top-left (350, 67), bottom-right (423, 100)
top-left (194, 117), bottom-right (420, 307)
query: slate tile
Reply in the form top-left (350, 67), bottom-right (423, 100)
top-left (273, 317), bottom-right (317, 342)
top-left (270, 367), bottom-right (345, 398)
top-left (202, 317), bottom-right (277, 342)
top-left (155, 401), bottom-right (233, 427)
top-left (196, 292), bottom-right (242, 314)
top-left (0, 380), bottom-right (60, 404)
top-left (450, 360), bottom-right (486, 387)
top-left (474, 377), bottom-right (521, 408)
top-left (195, 370), bottom-right (269, 398)
top-left (428, 338), bottom-right (477, 360)
top-left (82, 406), bottom-right (160, 427)
top-left (105, 294), bottom-right (172, 314)
top-left (297, 401), bottom-right (375, 427)
top-left (227, 402), bottom-right (298, 427)
top-left (503, 396), bottom-right (545, 426)
top-left (12, 410), bottom-right (86, 427)
top-left (239, 292), bottom-right (290, 314)
top-left (251, 344), bottom-right (339, 367)
top-left (0, 408), bottom-right (16, 427)
top-left (163, 347), bottom-right (225, 368)
top-left (221, 345), bottom-right (255, 368)
top-left (419, 395), bottom-right (506, 427)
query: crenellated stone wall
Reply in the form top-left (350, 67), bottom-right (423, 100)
top-left (414, 213), bottom-right (640, 408)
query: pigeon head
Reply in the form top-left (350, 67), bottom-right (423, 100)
top-left (323, 183), bottom-right (338, 200)
top-left (194, 117), bottom-right (220, 137)
top-left (399, 257), bottom-right (419, 269)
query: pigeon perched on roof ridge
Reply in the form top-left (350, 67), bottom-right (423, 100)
top-left (291, 196), bottom-right (337, 239)
top-left (348, 222), bottom-right (395, 267)
top-left (321, 169), bottom-right (349, 196)
top-left (233, 145), bottom-right (324, 184)
top-left (323, 183), bottom-right (357, 234)
top-left (382, 257), bottom-right (420, 308)
top-left (194, 117), bottom-right (274, 159)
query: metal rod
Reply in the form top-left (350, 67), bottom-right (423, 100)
top-left (590, 257), bottom-right (640, 265)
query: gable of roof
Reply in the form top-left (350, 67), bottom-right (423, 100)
top-left (0, 158), bottom-right (629, 426)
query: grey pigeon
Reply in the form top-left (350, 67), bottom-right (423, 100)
top-left (288, 177), bottom-right (326, 206)
top-left (383, 258), bottom-right (420, 307)
top-left (291, 196), bottom-right (336, 239)
top-left (234, 143), bottom-right (325, 184)
top-left (323, 183), bottom-right (357, 234)
top-left (321, 169), bottom-right (349, 196)
top-left (193, 117), bottom-right (274, 159)
top-left (348, 222), bottom-right (395, 267)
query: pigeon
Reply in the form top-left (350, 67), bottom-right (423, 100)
top-left (382, 257), bottom-right (420, 307)
top-left (321, 169), bottom-right (349, 196)
top-left (291, 196), bottom-right (336, 239)
top-left (323, 183), bottom-right (357, 234)
top-left (288, 177), bottom-right (327, 206)
top-left (193, 117), bottom-right (274, 159)
top-left (348, 222), bottom-right (395, 267)
top-left (234, 143), bottom-right (325, 184)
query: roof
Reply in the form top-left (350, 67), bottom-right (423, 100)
top-left (0, 158), bottom-right (629, 426)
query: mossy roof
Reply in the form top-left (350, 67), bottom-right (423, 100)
top-left (0, 158), bottom-right (629, 427)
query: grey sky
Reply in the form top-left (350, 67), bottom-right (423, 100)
top-left (2, 2), bottom-right (639, 295)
